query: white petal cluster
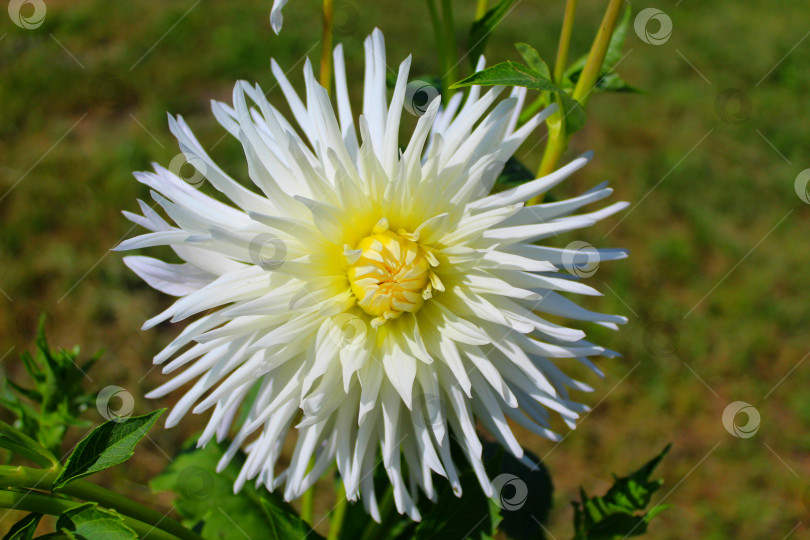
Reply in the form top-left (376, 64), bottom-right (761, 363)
top-left (118, 29), bottom-right (628, 520)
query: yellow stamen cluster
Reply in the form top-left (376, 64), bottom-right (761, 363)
top-left (346, 218), bottom-right (442, 327)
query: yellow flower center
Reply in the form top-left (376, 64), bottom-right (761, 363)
top-left (346, 218), bottom-right (442, 327)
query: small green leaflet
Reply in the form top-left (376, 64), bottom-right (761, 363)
top-left (573, 444), bottom-right (671, 539)
top-left (468, 0), bottom-right (517, 67)
top-left (515, 43), bottom-right (551, 81)
top-left (1, 513), bottom-right (41, 540)
top-left (56, 503), bottom-right (138, 540)
top-left (450, 61), bottom-right (586, 135)
top-left (53, 410), bottom-right (164, 489)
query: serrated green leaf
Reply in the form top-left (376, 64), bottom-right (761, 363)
top-left (515, 43), bottom-right (550, 81)
top-left (2, 513), bottom-right (41, 540)
top-left (450, 61), bottom-right (586, 134)
top-left (150, 439), bottom-right (324, 540)
top-left (468, 0), bottom-right (517, 67)
top-left (53, 410), bottom-right (164, 489)
top-left (56, 503), bottom-right (138, 540)
top-left (573, 445), bottom-right (671, 539)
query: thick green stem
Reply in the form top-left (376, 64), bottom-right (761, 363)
top-left (320, 0), bottom-right (334, 93)
top-left (439, 0), bottom-right (458, 95)
top-left (0, 465), bottom-right (202, 540)
top-left (572, 0), bottom-right (624, 106)
top-left (553, 0), bottom-right (578, 84)
top-left (426, 0), bottom-right (448, 103)
top-left (475, 0), bottom-right (489, 20)
top-left (326, 479), bottom-right (348, 540)
top-left (0, 490), bottom-right (177, 540)
top-left (300, 485), bottom-right (315, 525)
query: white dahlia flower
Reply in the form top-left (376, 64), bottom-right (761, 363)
top-left (118, 29), bottom-right (628, 520)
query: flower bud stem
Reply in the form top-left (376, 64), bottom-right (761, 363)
top-left (320, 0), bottom-right (335, 94)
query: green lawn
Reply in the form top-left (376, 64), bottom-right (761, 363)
top-left (1, 0), bottom-right (809, 537)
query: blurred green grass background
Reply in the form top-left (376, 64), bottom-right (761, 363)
top-left (1, 0), bottom-right (809, 537)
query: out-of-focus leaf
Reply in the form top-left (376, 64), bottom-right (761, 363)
top-left (2, 513), bottom-right (41, 540)
top-left (56, 503), bottom-right (137, 540)
top-left (483, 444), bottom-right (553, 540)
top-left (468, 0), bottom-right (517, 67)
top-left (573, 445), bottom-right (671, 539)
top-left (0, 316), bottom-right (97, 456)
top-left (53, 410), bottom-right (164, 489)
top-left (151, 439), bottom-right (324, 540)
top-left (492, 157), bottom-right (535, 192)
top-left (451, 62), bottom-right (586, 134)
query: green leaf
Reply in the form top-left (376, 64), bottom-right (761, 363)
top-left (515, 43), bottom-right (550, 81)
top-left (573, 445), bottom-right (671, 539)
top-left (2, 513), bottom-right (41, 540)
top-left (53, 410), bottom-right (164, 489)
top-left (450, 61), bottom-right (586, 134)
top-left (0, 420), bottom-right (58, 467)
top-left (56, 503), bottom-right (138, 540)
top-left (150, 439), bottom-right (324, 540)
top-left (468, 0), bottom-right (517, 68)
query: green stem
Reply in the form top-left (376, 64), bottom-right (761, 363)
top-left (439, 0), bottom-right (458, 97)
top-left (572, 0), bottom-right (624, 106)
top-left (0, 490), bottom-right (177, 540)
top-left (426, 0), bottom-right (448, 104)
top-left (0, 465), bottom-right (202, 540)
top-left (475, 0), bottom-right (489, 20)
top-left (326, 479), bottom-right (348, 540)
top-left (553, 0), bottom-right (578, 84)
top-left (320, 0), bottom-right (334, 93)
